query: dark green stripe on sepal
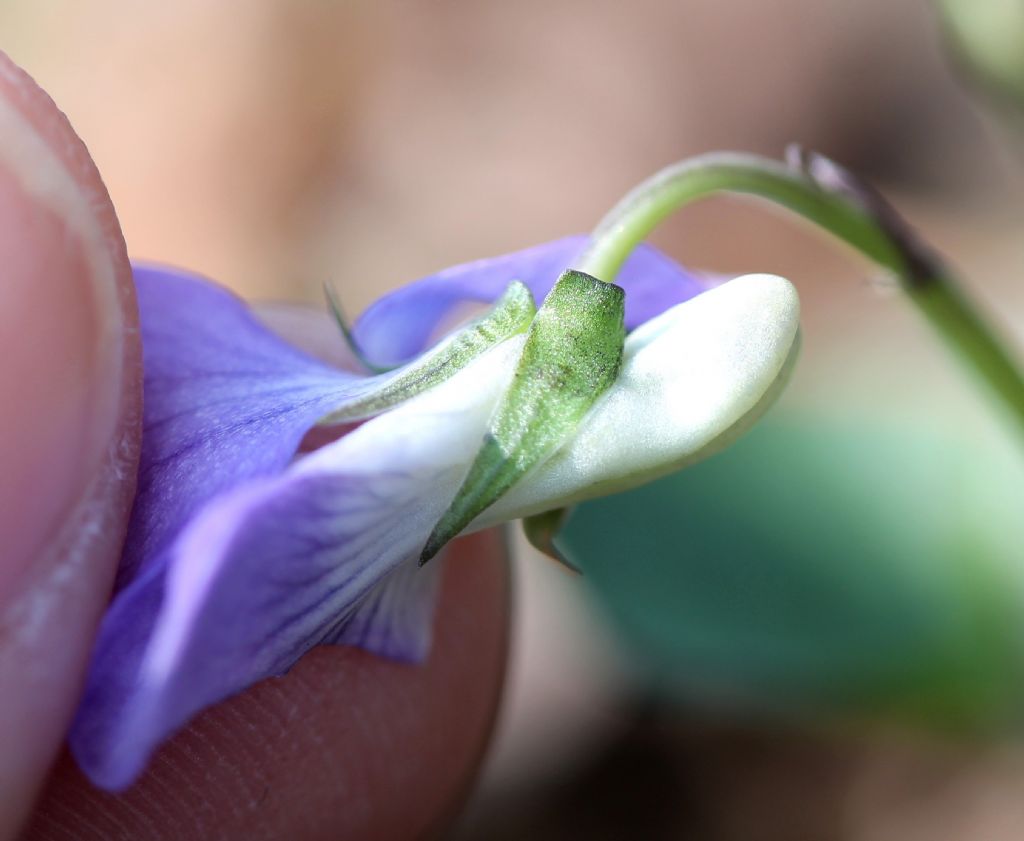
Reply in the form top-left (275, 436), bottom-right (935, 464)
top-left (421, 270), bottom-right (625, 564)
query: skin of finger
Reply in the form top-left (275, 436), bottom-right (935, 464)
top-left (25, 527), bottom-right (511, 841)
top-left (0, 54), bottom-right (141, 837)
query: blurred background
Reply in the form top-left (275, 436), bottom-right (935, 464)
top-left (5, 1), bottom-right (1024, 838)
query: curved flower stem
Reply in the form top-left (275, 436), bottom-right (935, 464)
top-left (577, 150), bottom-right (1024, 434)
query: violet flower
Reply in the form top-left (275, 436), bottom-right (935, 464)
top-left (70, 234), bottom-right (799, 790)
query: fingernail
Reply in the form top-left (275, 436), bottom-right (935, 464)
top-left (0, 73), bottom-right (127, 607)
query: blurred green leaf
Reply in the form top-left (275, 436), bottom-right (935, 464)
top-left (562, 414), bottom-right (1024, 731)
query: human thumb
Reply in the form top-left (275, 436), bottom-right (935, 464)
top-left (0, 53), bottom-right (140, 837)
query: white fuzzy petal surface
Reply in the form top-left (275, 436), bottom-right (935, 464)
top-left (486, 273), bottom-right (800, 522)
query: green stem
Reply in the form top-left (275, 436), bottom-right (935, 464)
top-left (577, 151), bottom-right (1024, 435)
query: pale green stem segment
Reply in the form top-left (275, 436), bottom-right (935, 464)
top-left (421, 270), bottom-right (625, 564)
top-left (935, 0), bottom-right (1024, 126)
top-left (318, 281), bottom-right (536, 425)
top-left (577, 149), bottom-right (1024, 434)
top-left (324, 282), bottom-right (395, 375)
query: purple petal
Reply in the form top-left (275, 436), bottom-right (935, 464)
top-left (127, 265), bottom-right (507, 589)
top-left (124, 266), bottom-right (363, 587)
top-left (327, 557), bottom-right (442, 659)
top-left (353, 236), bottom-right (707, 366)
top-left (71, 339), bottom-right (521, 790)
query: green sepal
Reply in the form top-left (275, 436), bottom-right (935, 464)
top-left (324, 281), bottom-right (396, 375)
top-left (421, 270), bottom-right (625, 564)
top-left (318, 280), bottom-right (536, 425)
top-left (522, 508), bottom-right (578, 573)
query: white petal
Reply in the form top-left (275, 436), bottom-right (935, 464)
top-left (483, 274), bottom-right (801, 522)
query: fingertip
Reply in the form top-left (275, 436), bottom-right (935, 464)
top-left (0, 50), bottom-right (141, 599)
top-left (27, 528), bottom-right (511, 841)
top-left (0, 51), bottom-right (140, 835)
